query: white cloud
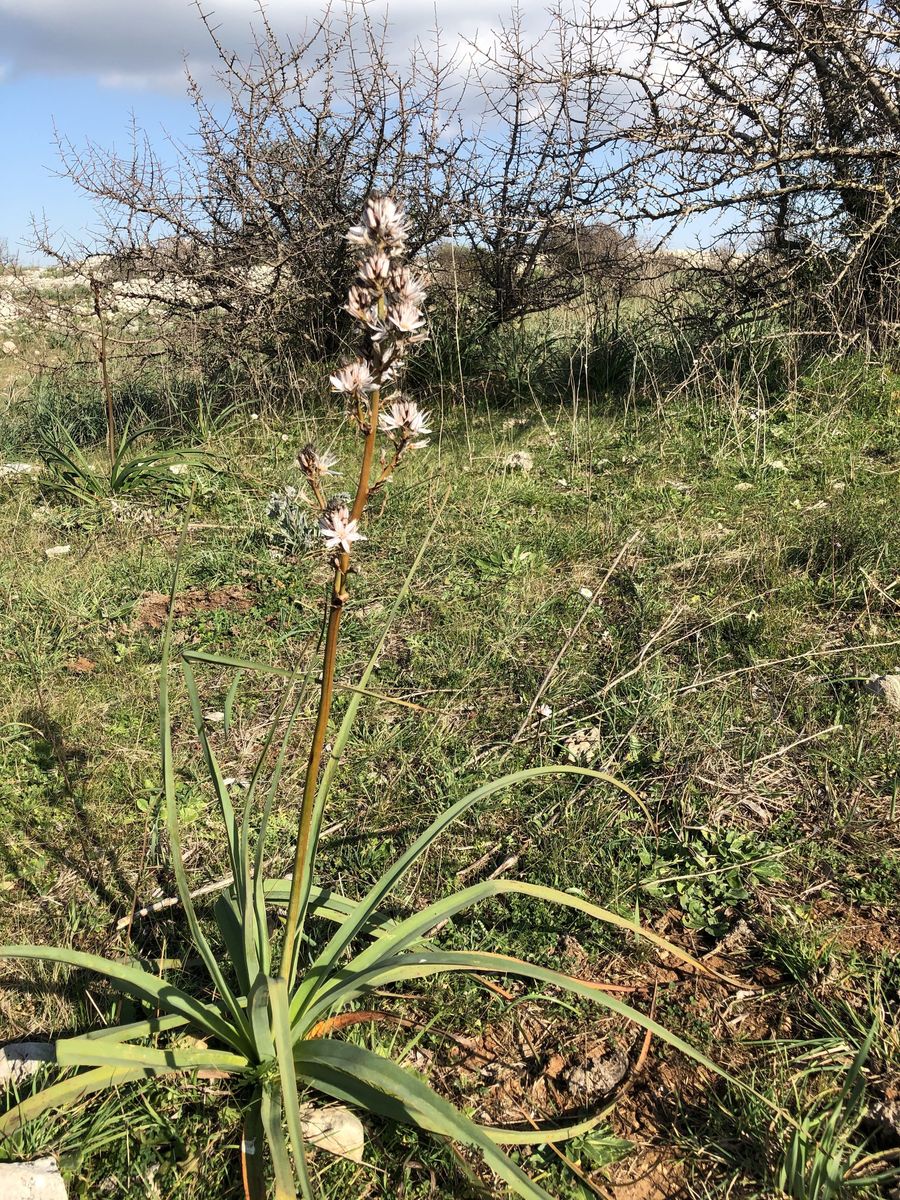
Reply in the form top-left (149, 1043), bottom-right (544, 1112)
top-left (0, 0), bottom-right (523, 92)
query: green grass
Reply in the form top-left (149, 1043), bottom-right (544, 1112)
top-left (1, 365), bottom-right (899, 1197)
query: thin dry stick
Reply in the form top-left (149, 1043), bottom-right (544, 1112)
top-left (504, 532), bottom-right (642, 756)
top-left (753, 723), bottom-right (843, 766)
top-left (599, 585), bottom-right (786, 700)
top-left (675, 638), bottom-right (900, 696)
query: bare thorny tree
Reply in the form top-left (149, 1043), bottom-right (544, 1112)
top-left (34, 3), bottom-right (464, 375)
top-left (25, 0), bottom-right (900, 394)
top-left (597, 0), bottom-right (900, 353)
top-left (445, 6), bottom-right (637, 333)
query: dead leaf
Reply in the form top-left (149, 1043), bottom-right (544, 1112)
top-left (65, 657), bottom-right (96, 675)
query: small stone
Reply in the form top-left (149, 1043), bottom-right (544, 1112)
top-left (0, 462), bottom-right (37, 480)
top-left (0, 1041), bottom-right (56, 1084)
top-left (1, 339), bottom-right (17, 355)
top-left (866, 674), bottom-right (900, 711)
top-left (578, 586), bottom-right (593, 600)
top-left (716, 918), bottom-right (756, 957)
top-left (564, 725), bottom-right (604, 763)
top-left (562, 1047), bottom-right (629, 1100)
top-left (0, 1157), bottom-right (68, 1200)
top-left (734, 481), bottom-right (753, 492)
top-left (299, 1104), bottom-right (365, 1162)
top-left (503, 450), bottom-right (533, 473)
top-left (204, 710), bottom-right (225, 724)
top-left (44, 545), bottom-right (71, 558)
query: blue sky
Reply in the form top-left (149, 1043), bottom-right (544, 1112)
top-left (0, 0), bottom-right (510, 258)
top-left (0, 75), bottom-right (195, 257)
top-left (0, 0), bottom-right (637, 260)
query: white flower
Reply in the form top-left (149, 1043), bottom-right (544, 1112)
top-left (378, 399), bottom-right (432, 447)
top-left (387, 301), bottom-right (426, 335)
top-left (347, 197), bottom-right (410, 252)
top-left (390, 267), bottom-right (428, 306)
top-left (329, 360), bottom-right (377, 396)
top-left (357, 252), bottom-right (392, 286)
top-left (319, 506), bottom-right (366, 554)
top-left (345, 285), bottom-right (376, 324)
top-left (296, 445), bottom-right (340, 479)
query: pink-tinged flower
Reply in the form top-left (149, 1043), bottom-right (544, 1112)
top-left (390, 267), bottom-right (428, 306)
top-left (345, 285), bottom-right (376, 324)
top-left (296, 444), bottom-right (340, 480)
top-left (378, 398), bottom-right (432, 447)
top-left (387, 301), bottom-right (426, 335)
top-left (319, 506), bottom-right (366, 554)
top-left (347, 197), bottom-right (410, 252)
top-left (357, 252), bottom-right (392, 286)
top-left (372, 338), bottom-right (407, 379)
top-left (329, 360), bottom-right (377, 396)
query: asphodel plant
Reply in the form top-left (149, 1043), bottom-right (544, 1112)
top-left (0, 199), bottom-right (737, 1199)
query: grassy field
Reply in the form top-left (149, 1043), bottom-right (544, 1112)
top-left (0, 348), bottom-right (899, 1197)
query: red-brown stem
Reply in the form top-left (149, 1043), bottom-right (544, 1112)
top-left (277, 385), bottom-right (381, 981)
top-left (91, 279), bottom-right (116, 469)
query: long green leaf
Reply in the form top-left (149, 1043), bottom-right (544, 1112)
top-left (0, 945), bottom-right (238, 1046)
top-left (158, 507), bottom-right (253, 1052)
top-left (296, 1038), bottom-right (553, 1200)
top-left (302, 949), bottom-right (790, 1122)
top-left (291, 767), bottom-right (639, 1020)
top-left (261, 1080), bottom-right (298, 1200)
top-left (181, 657), bottom-right (244, 907)
top-left (80, 1014), bottom-right (188, 1041)
top-left (214, 891), bottom-right (254, 996)
top-left (181, 650), bottom-right (298, 679)
top-left (242, 1086), bottom-right (267, 1200)
top-left (248, 974), bottom-right (275, 1064)
top-left (341, 878), bottom-right (721, 983)
top-left (0, 1065), bottom-right (175, 1136)
top-left (56, 1039), bottom-right (247, 1074)
top-left (270, 976), bottom-right (314, 1199)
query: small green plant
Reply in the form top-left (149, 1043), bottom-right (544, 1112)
top-left (471, 542), bottom-right (537, 583)
top-left (266, 485), bottom-right (322, 554)
top-left (641, 826), bottom-right (783, 938)
top-left (777, 1026), bottom-right (897, 1199)
top-left (39, 419), bottom-right (212, 504)
top-left (2, 198), bottom-right (744, 1199)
